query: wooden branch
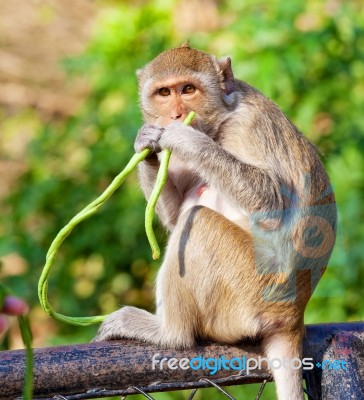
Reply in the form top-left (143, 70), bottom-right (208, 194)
top-left (0, 322), bottom-right (363, 400)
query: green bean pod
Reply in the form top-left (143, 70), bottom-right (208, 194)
top-left (38, 149), bottom-right (151, 325)
top-left (145, 111), bottom-right (196, 259)
top-left (37, 112), bottom-right (195, 325)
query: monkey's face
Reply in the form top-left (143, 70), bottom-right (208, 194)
top-left (141, 75), bottom-right (215, 128)
top-left (137, 46), bottom-right (234, 136)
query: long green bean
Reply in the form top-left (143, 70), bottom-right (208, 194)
top-left (145, 111), bottom-right (196, 259)
top-left (38, 112), bottom-right (195, 325)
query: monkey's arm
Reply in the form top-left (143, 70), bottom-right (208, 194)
top-left (159, 123), bottom-right (283, 215)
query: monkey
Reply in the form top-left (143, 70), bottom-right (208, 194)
top-left (94, 44), bottom-right (337, 400)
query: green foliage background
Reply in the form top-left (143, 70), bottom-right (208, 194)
top-left (0, 0), bottom-right (363, 398)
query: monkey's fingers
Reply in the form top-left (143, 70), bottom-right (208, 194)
top-left (134, 124), bottom-right (164, 153)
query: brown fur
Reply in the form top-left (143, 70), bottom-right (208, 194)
top-left (94, 45), bottom-right (337, 400)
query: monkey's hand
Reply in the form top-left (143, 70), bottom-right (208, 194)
top-left (159, 121), bottom-right (212, 157)
top-left (134, 124), bottom-right (164, 155)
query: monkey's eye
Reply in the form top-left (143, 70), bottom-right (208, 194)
top-left (158, 87), bottom-right (171, 96)
top-left (182, 84), bottom-right (196, 95)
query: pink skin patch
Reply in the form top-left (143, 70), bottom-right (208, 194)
top-left (196, 185), bottom-right (207, 197)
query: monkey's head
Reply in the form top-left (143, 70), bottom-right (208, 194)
top-left (137, 44), bottom-right (238, 134)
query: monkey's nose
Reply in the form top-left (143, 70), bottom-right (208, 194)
top-left (172, 114), bottom-right (183, 120)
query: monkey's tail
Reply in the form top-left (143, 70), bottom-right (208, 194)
top-left (263, 330), bottom-right (305, 400)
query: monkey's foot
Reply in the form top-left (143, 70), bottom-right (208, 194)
top-left (92, 306), bottom-right (195, 349)
top-left (92, 306), bottom-right (160, 343)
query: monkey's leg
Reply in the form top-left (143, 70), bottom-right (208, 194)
top-left (153, 204), bottom-right (258, 347)
top-left (93, 265), bottom-right (197, 347)
top-left (263, 329), bottom-right (305, 400)
top-left (93, 208), bottom-right (200, 347)
top-left (94, 207), bottom-right (223, 347)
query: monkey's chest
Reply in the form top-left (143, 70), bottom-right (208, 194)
top-left (181, 184), bottom-right (250, 231)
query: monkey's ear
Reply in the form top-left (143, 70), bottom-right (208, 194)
top-left (216, 56), bottom-right (236, 95)
top-left (180, 41), bottom-right (190, 48)
top-left (136, 68), bottom-right (143, 80)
